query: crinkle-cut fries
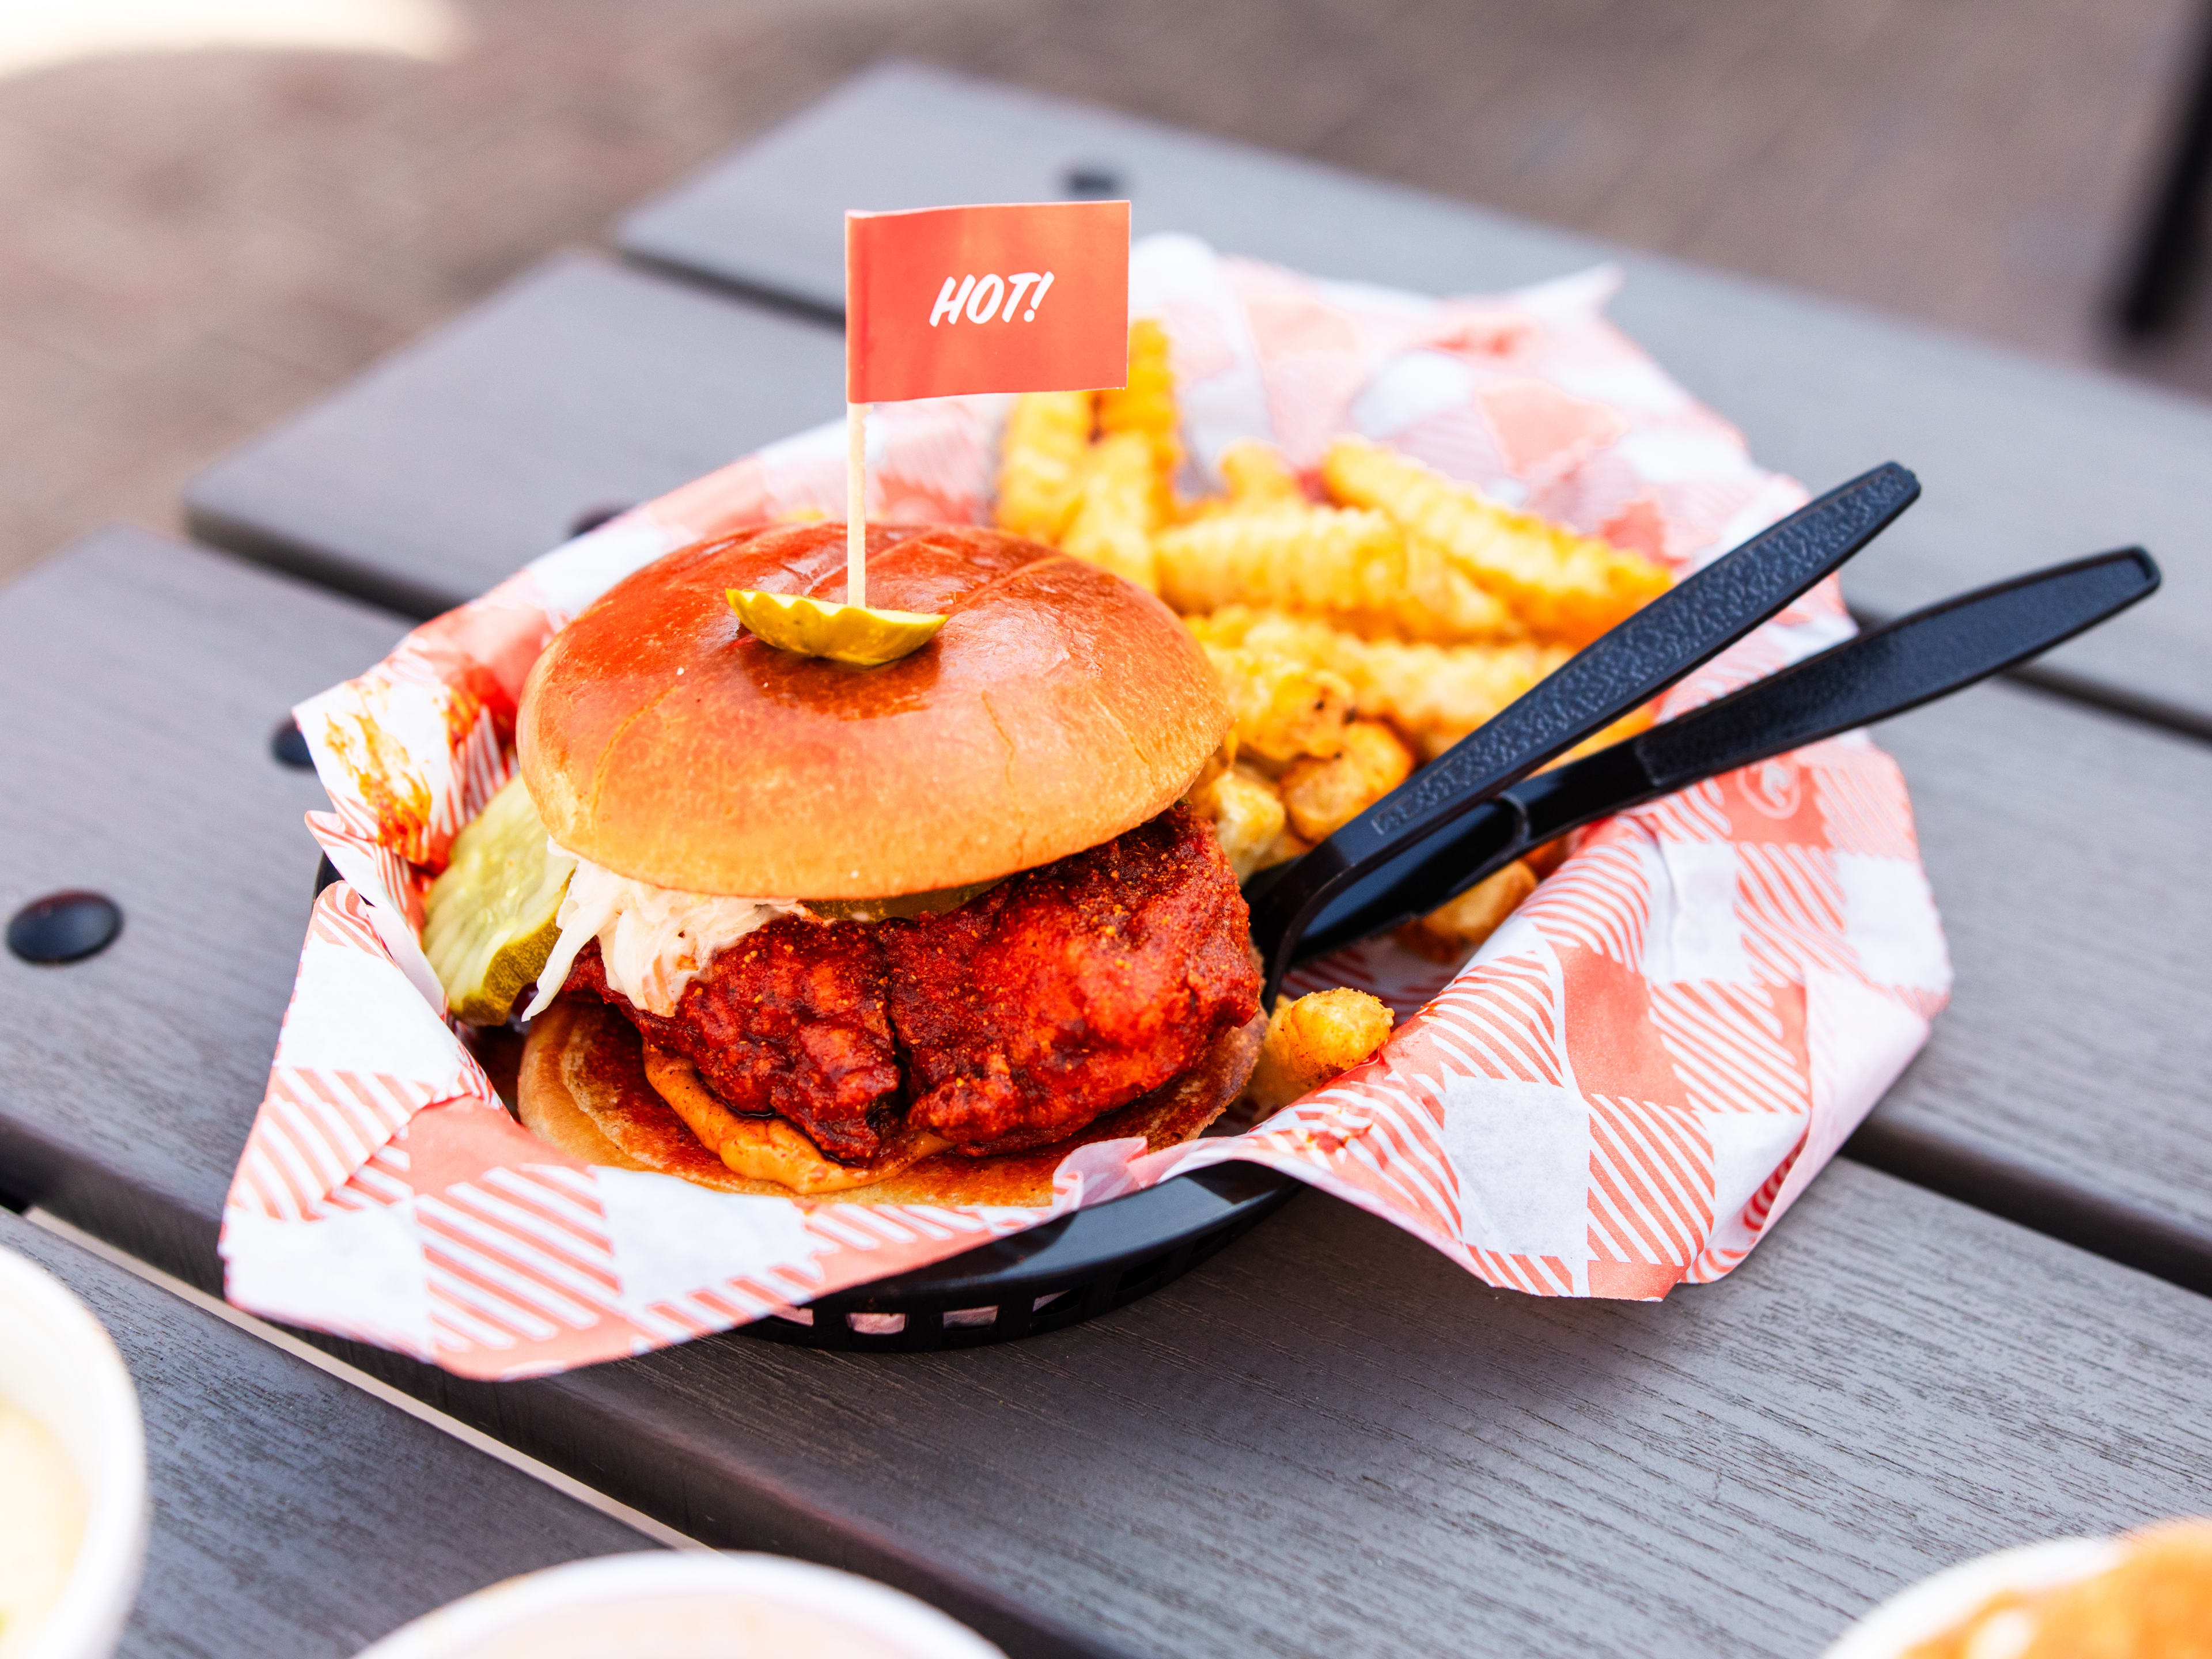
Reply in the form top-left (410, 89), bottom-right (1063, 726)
top-left (1097, 318), bottom-right (1181, 525)
top-left (1323, 435), bottom-right (1671, 647)
top-left (1190, 607), bottom-right (1575, 762)
top-left (993, 319), bottom-right (1676, 1042)
top-left (993, 389), bottom-right (1093, 545)
top-left (1155, 507), bottom-right (1521, 644)
top-left (1060, 430), bottom-right (1161, 593)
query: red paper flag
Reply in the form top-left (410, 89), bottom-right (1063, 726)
top-left (846, 201), bottom-right (1130, 404)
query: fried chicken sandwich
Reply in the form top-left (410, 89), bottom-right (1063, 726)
top-left (497, 520), bottom-right (1264, 1204)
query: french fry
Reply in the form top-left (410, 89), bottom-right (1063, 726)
top-left (1155, 505), bottom-right (1396, 616)
top-left (1549, 702), bottom-right (1657, 766)
top-left (1218, 438), bottom-right (1306, 509)
top-left (1060, 430), bottom-right (1161, 592)
top-left (1323, 435), bottom-right (1672, 645)
top-left (995, 389), bottom-right (1094, 543)
top-left (1153, 505), bottom-right (1520, 643)
top-left (1190, 608), bottom-right (1571, 759)
top-left (1244, 989), bottom-right (1396, 1116)
top-left (1277, 718), bottom-right (1415, 842)
top-left (1261, 825), bottom-right (1312, 869)
top-left (1523, 835), bottom-right (1571, 878)
top-left (1184, 762), bottom-right (1289, 881)
top-left (995, 364), bottom-right (1659, 910)
top-left (1395, 534), bottom-right (1526, 643)
top-left (1185, 733), bottom-right (1237, 797)
top-left (1198, 640), bottom-right (1353, 763)
top-left (1396, 859), bottom-right (1539, 963)
top-left (1098, 318), bottom-right (1181, 522)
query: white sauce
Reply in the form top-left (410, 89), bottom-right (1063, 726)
top-left (522, 842), bottom-right (806, 1020)
top-left (0, 1400), bottom-right (83, 1658)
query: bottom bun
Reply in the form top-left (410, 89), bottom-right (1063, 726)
top-left (518, 998), bottom-right (1265, 1205)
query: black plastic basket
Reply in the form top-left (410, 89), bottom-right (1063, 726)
top-left (740, 1160), bottom-right (1301, 1351)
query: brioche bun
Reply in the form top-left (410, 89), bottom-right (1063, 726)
top-left (518, 997), bottom-right (1264, 1205)
top-left (517, 522), bottom-right (1231, 899)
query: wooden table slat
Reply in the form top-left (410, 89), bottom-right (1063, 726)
top-left (183, 252), bottom-right (843, 620)
top-left (479, 1165), bottom-right (2212, 1659)
top-left (1858, 679), bottom-right (2212, 1286)
top-left (0, 529), bottom-right (410, 1274)
top-left (0, 1210), bottom-right (650, 1658)
top-left (618, 61), bottom-right (2212, 735)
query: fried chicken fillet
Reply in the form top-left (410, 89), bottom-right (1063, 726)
top-left (560, 805), bottom-right (1260, 1165)
top-left (562, 920), bottom-right (899, 1164)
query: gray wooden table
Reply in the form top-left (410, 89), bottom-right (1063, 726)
top-left (7, 61), bottom-right (2210, 1659)
top-left (176, 71), bottom-right (2212, 1293)
top-left (0, 1209), bottom-right (653, 1657)
top-left (0, 529), bottom-right (407, 1270)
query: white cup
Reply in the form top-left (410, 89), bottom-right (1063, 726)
top-left (353, 1552), bottom-right (1007, 1659)
top-left (0, 1245), bottom-right (148, 1659)
top-left (1821, 1537), bottom-right (2124, 1658)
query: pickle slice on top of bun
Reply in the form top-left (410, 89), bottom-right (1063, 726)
top-left (445, 520), bottom-right (1264, 1205)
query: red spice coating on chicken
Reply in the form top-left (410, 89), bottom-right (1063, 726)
top-left (880, 806), bottom-right (1260, 1151)
top-left (561, 919), bottom-right (900, 1164)
top-left (560, 805), bottom-right (1258, 1163)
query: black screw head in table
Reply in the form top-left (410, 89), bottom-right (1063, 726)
top-left (8, 891), bottom-right (123, 965)
top-left (270, 716), bottom-right (315, 769)
top-left (1062, 163), bottom-right (1124, 199)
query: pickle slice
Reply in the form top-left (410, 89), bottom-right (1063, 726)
top-left (804, 876), bottom-right (1004, 922)
top-left (422, 772), bottom-right (570, 1025)
top-left (727, 588), bottom-right (946, 667)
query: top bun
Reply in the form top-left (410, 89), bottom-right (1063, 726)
top-left (517, 522), bottom-right (1231, 898)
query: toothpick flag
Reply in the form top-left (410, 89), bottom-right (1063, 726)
top-left (846, 200), bottom-right (1132, 403)
top-left (842, 201), bottom-right (1131, 608)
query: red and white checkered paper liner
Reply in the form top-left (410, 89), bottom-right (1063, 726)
top-left (222, 236), bottom-right (1950, 1377)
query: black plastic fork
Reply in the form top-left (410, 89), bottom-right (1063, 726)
top-left (1264, 548), bottom-right (2160, 984)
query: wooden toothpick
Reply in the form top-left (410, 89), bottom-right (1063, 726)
top-left (846, 400), bottom-right (869, 609)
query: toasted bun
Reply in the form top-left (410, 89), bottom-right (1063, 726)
top-left (517, 522), bottom-right (1230, 897)
top-left (518, 998), bottom-right (1264, 1206)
